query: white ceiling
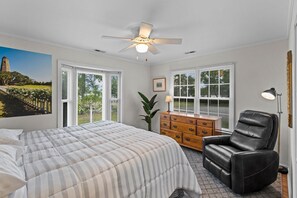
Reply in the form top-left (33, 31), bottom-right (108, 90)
top-left (0, 0), bottom-right (290, 65)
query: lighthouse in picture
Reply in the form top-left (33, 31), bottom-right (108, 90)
top-left (1, 56), bottom-right (10, 72)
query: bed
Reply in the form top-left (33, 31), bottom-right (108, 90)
top-left (2, 121), bottom-right (201, 198)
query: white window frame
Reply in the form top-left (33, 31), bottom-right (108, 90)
top-left (58, 60), bottom-right (122, 128)
top-left (109, 73), bottom-right (121, 122)
top-left (169, 64), bottom-right (234, 131)
top-left (59, 66), bottom-right (74, 127)
top-left (75, 68), bottom-right (106, 124)
top-left (170, 69), bottom-right (196, 113)
top-left (197, 64), bottom-right (235, 131)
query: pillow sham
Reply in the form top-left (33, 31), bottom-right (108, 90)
top-left (0, 145), bottom-right (24, 162)
top-left (0, 129), bottom-right (24, 147)
top-left (0, 129), bottom-right (23, 140)
top-left (0, 157), bottom-right (26, 197)
top-left (0, 129), bottom-right (23, 134)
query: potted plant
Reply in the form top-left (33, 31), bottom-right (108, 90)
top-left (138, 92), bottom-right (160, 131)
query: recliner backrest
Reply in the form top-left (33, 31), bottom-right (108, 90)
top-left (230, 110), bottom-right (278, 151)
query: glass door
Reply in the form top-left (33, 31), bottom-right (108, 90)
top-left (77, 70), bottom-right (105, 125)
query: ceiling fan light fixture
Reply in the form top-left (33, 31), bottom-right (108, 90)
top-left (136, 43), bottom-right (148, 53)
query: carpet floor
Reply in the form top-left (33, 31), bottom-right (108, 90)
top-left (171, 147), bottom-right (281, 198)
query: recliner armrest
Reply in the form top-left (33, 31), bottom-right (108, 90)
top-left (202, 135), bottom-right (231, 158)
top-left (203, 135), bottom-right (231, 146)
top-left (231, 150), bottom-right (279, 194)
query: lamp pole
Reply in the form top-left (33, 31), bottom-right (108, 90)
top-left (262, 88), bottom-right (288, 188)
top-left (276, 93), bottom-right (282, 154)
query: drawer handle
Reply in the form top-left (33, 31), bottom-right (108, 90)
top-left (203, 122), bottom-right (207, 126)
top-left (163, 123), bottom-right (167, 126)
top-left (185, 138), bottom-right (191, 141)
top-left (164, 116), bottom-right (167, 119)
top-left (202, 130), bottom-right (207, 134)
top-left (189, 128), bottom-right (194, 132)
top-left (189, 120), bottom-right (193, 123)
top-left (173, 118), bottom-right (177, 121)
top-left (176, 135), bottom-right (181, 138)
top-left (173, 125), bottom-right (177, 129)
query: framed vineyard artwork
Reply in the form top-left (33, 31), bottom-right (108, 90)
top-left (0, 46), bottom-right (52, 118)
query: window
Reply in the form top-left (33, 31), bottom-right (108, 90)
top-left (171, 64), bottom-right (234, 131)
top-left (77, 71), bottom-right (104, 125)
top-left (199, 65), bottom-right (234, 130)
top-left (58, 62), bottom-right (121, 127)
top-left (172, 70), bottom-right (196, 113)
top-left (61, 67), bottom-right (73, 127)
top-left (110, 74), bottom-right (120, 122)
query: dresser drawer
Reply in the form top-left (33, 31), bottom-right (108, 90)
top-left (160, 114), bottom-right (170, 121)
top-left (183, 133), bottom-right (202, 150)
top-left (171, 121), bottom-right (196, 134)
top-left (170, 130), bottom-right (183, 144)
top-left (197, 119), bottom-right (213, 128)
top-left (160, 129), bottom-right (182, 144)
top-left (171, 115), bottom-right (196, 125)
top-left (160, 129), bottom-right (172, 136)
top-left (160, 120), bottom-right (170, 129)
top-left (197, 126), bottom-right (213, 136)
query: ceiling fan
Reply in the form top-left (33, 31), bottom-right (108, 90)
top-left (102, 22), bottom-right (182, 55)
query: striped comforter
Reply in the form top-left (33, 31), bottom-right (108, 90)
top-left (20, 121), bottom-right (201, 198)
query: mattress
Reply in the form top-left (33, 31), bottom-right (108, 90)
top-left (20, 121), bottom-right (201, 198)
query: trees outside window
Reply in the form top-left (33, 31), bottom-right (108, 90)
top-left (171, 64), bottom-right (234, 131)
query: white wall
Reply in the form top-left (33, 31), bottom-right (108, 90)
top-left (0, 34), bottom-right (150, 131)
top-left (287, 0), bottom-right (296, 197)
top-left (150, 40), bottom-right (288, 165)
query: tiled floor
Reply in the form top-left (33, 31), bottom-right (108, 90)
top-left (172, 147), bottom-right (281, 198)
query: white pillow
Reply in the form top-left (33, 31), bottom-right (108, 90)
top-left (0, 157), bottom-right (26, 197)
top-left (0, 129), bottom-right (23, 136)
top-left (0, 129), bottom-right (24, 147)
top-left (0, 145), bottom-right (24, 162)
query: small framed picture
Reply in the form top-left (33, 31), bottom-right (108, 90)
top-left (153, 78), bottom-right (166, 92)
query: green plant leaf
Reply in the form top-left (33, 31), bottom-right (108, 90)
top-left (141, 101), bottom-right (151, 111)
top-left (150, 109), bottom-right (160, 118)
top-left (150, 101), bottom-right (158, 109)
top-left (143, 106), bottom-right (150, 115)
top-left (149, 94), bottom-right (157, 108)
top-left (138, 92), bottom-right (150, 104)
top-left (145, 116), bottom-right (151, 124)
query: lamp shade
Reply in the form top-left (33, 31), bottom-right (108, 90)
top-left (136, 44), bottom-right (148, 53)
top-left (261, 88), bottom-right (276, 100)
top-left (165, 95), bottom-right (173, 103)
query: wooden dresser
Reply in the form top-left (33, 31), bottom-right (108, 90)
top-left (160, 112), bottom-right (221, 151)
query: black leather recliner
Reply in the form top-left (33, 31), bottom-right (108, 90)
top-left (202, 110), bottom-right (279, 194)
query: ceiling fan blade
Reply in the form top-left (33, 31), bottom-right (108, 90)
top-left (148, 44), bottom-right (159, 55)
top-left (102, 35), bottom-right (133, 41)
top-left (119, 43), bottom-right (137, 52)
top-left (139, 22), bottom-right (153, 38)
top-left (152, 38), bottom-right (182, 44)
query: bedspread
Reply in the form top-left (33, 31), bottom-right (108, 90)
top-left (20, 121), bottom-right (201, 198)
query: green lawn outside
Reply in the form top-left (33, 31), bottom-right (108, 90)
top-left (77, 111), bottom-right (117, 125)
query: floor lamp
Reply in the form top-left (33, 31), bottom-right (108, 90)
top-left (261, 88), bottom-right (287, 173)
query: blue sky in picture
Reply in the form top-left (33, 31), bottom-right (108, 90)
top-left (0, 46), bottom-right (52, 82)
